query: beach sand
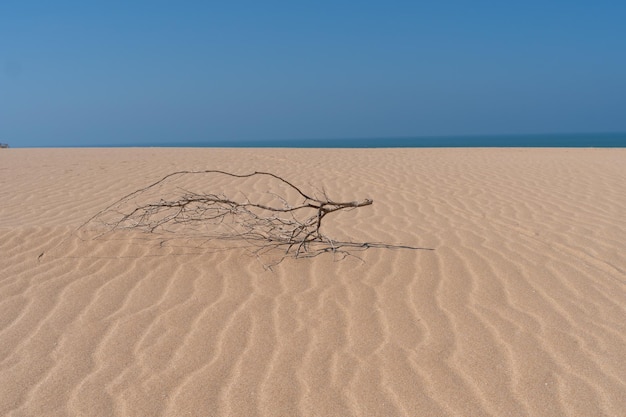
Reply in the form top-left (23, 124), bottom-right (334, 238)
top-left (1, 147), bottom-right (625, 416)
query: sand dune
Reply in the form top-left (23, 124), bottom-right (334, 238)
top-left (1, 148), bottom-right (625, 416)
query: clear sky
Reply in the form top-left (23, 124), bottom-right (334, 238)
top-left (1, 0), bottom-right (625, 147)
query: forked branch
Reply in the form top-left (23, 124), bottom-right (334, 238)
top-left (79, 170), bottom-right (428, 264)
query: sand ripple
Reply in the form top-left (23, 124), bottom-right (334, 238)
top-left (1, 148), bottom-right (625, 416)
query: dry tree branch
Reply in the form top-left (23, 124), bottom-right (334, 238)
top-left (74, 170), bottom-right (431, 265)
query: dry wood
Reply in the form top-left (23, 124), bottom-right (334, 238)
top-left (78, 170), bottom-right (429, 265)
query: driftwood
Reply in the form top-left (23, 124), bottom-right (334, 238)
top-left (77, 170), bottom-right (429, 265)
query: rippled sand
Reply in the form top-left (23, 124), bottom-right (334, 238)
top-left (1, 148), bottom-right (625, 416)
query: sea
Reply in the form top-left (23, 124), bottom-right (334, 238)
top-left (107, 132), bottom-right (626, 148)
top-left (19, 132), bottom-right (625, 148)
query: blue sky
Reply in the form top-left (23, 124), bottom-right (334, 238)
top-left (1, 1), bottom-right (625, 147)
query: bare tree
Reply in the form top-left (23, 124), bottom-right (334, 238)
top-left (76, 170), bottom-right (429, 265)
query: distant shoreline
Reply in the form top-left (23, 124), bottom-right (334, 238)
top-left (12, 132), bottom-right (626, 149)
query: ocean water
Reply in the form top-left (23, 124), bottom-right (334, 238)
top-left (34, 132), bottom-right (626, 148)
top-left (121, 132), bottom-right (626, 148)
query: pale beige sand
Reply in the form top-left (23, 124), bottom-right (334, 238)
top-left (1, 148), bottom-right (625, 417)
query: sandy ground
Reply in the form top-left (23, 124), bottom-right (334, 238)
top-left (1, 147), bottom-right (625, 417)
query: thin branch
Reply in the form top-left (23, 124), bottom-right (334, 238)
top-left (70, 170), bottom-right (431, 266)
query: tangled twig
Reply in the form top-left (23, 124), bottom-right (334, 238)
top-left (76, 170), bottom-right (430, 265)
